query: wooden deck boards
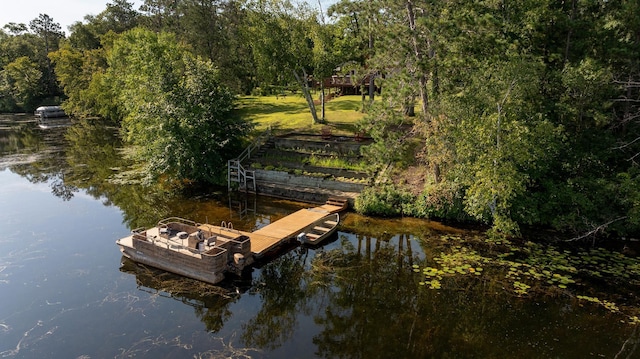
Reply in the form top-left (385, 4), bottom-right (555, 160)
top-left (317, 204), bottom-right (344, 213)
top-left (245, 203), bottom-right (344, 257)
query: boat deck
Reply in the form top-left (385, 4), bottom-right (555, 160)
top-left (147, 227), bottom-right (202, 257)
top-left (119, 228), bottom-right (208, 258)
top-left (240, 203), bottom-right (343, 257)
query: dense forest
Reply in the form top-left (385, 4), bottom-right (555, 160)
top-left (1, 0), bottom-right (639, 239)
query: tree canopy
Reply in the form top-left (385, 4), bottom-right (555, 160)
top-left (104, 28), bottom-right (251, 185)
top-left (353, 0), bottom-right (640, 238)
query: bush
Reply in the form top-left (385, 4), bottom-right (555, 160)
top-left (354, 185), bottom-right (415, 217)
top-left (251, 87), bottom-right (270, 96)
top-left (404, 181), bottom-right (469, 221)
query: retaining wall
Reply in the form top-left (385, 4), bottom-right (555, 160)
top-left (274, 135), bottom-right (371, 155)
top-left (255, 169), bottom-right (366, 193)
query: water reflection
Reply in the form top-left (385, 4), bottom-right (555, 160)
top-left (0, 114), bottom-right (196, 228)
top-left (243, 249), bottom-right (311, 350)
top-left (253, 232), bottom-right (638, 358)
top-left (0, 115), bottom-right (74, 198)
top-left (0, 114), bottom-right (40, 157)
top-left (119, 257), bottom-right (250, 333)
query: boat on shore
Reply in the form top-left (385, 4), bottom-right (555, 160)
top-left (296, 212), bottom-right (340, 245)
top-left (116, 217), bottom-right (253, 285)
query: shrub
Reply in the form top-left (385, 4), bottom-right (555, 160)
top-left (404, 181), bottom-right (469, 221)
top-left (355, 185), bottom-right (414, 217)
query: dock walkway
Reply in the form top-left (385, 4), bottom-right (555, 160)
top-left (240, 203), bottom-right (344, 257)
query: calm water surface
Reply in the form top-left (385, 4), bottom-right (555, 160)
top-left (0, 114), bottom-right (638, 358)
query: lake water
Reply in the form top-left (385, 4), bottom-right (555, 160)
top-left (0, 114), bottom-right (638, 358)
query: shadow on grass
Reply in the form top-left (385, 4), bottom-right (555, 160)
top-left (237, 95), bottom-right (366, 134)
top-left (325, 97), bottom-right (363, 112)
top-left (237, 102), bottom-right (307, 117)
top-left (238, 95), bottom-right (363, 115)
top-left (330, 122), bottom-right (360, 134)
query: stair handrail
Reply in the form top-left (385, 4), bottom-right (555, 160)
top-left (228, 128), bottom-right (270, 191)
top-left (236, 128), bottom-right (272, 165)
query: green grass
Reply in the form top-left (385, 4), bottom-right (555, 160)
top-left (308, 154), bottom-right (368, 171)
top-left (236, 94), bottom-right (366, 135)
top-left (259, 151), bottom-right (367, 171)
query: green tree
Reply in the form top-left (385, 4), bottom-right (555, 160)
top-left (328, 0), bottom-right (383, 109)
top-left (139, 0), bottom-right (180, 31)
top-left (29, 14), bottom-right (64, 95)
top-left (67, 0), bottom-right (140, 51)
top-left (0, 56), bottom-right (43, 110)
top-left (0, 23), bottom-right (37, 75)
top-left (48, 42), bottom-right (97, 116)
top-left (176, 0), bottom-right (254, 93)
top-left (0, 27), bottom-right (42, 110)
top-left (98, 0), bottom-right (141, 33)
top-left (311, 20), bottom-right (349, 121)
top-left (246, 0), bottom-right (320, 123)
top-left (105, 28), bottom-right (251, 185)
top-left (424, 57), bottom-right (563, 235)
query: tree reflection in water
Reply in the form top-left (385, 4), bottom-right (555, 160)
top-left (2, 117), bottom-right (78, 200)
top-left (242, 249), bottom-right (310, 350)
top-left (309, 233), bottom-right (427, 358)
top-left (0, 116), bottom-right (183, 228)
top-left (242, 230), bottom-right (637, 358)
top-left (63, 119), bottom-right (178, 227)
top-left (119, 257), bottom-right (250, 333)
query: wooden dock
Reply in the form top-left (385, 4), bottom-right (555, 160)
top-left (242, 203), bottom-right (343, 257)
top-left (199, 198), bottom-right (346, 259)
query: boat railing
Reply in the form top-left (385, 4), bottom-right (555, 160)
top-left (131, 227), bottom-right (146, 234)
top-left (157, 217), bottom-right (202, 236)
top-left (132, 231), bottom-right (148, 242)
top-left (157, 217), bottom-right (199, 228)
top-left (143, 226), bottom-right (228, 257)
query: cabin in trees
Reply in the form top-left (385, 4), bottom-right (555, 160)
top-left (319, 72), bottom-right (381, 96)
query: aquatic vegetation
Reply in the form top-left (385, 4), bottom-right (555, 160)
top-left (413, 235), bottom-right (640, 324)
top-left (513, 281), bottom-right (531, 295)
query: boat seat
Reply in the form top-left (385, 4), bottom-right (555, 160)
top-left (206, 236), bottom-right (217, 246)
top-left (190, 230), bottom-right (207, 240)
top-left (325, 221), bottom-right (338, 226)
top-left (313, 226), bottom-right (331, 232)
top-left (306, 233), bottom-right (321, 239)
top-left (234, 253), bottom-right (245, 265)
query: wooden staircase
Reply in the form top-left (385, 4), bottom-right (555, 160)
top-left (228, 131), bottom-right (365, 206)
top-left (325, 197), bottom-right (349, 211)
top-left (254, 139), bottom-right (275, 157)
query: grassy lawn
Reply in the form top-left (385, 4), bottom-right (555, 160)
top-left (236, 94), bottom-right (366, 135)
